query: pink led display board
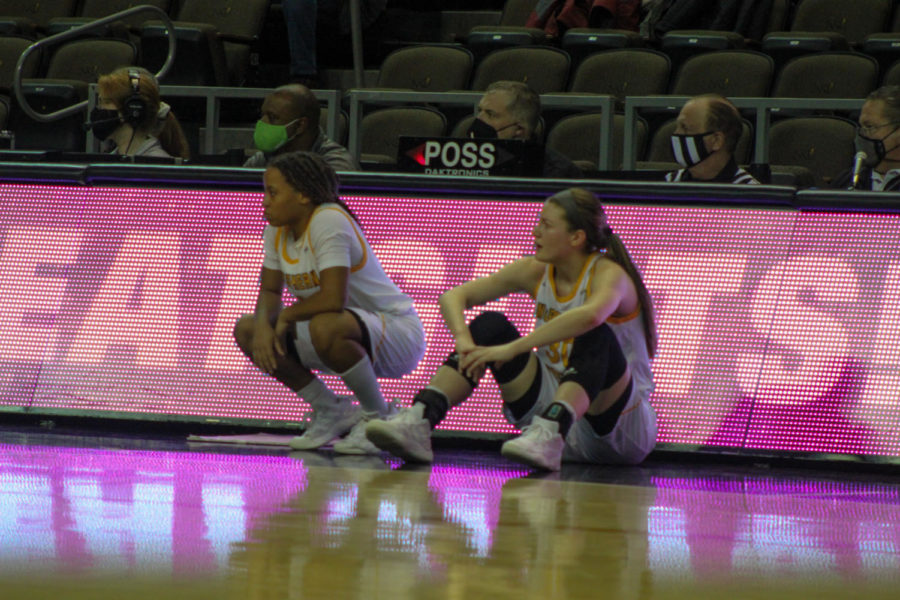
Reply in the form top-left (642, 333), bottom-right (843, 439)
top-left (1, 182), bottom-right (899, 457)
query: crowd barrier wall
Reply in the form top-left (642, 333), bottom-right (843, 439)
top-left (0, 164), bottom-right (897, 461)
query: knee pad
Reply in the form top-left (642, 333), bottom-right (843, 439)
top-left (584, 379), bottom-right (633, 436)
top-left (469, 311), bottom-right (520, 346)
top-left (561, 323), bottom-right (627, 399)
top-left (442, 351), bottom-right (479, 388)
top-left (468, 311), bottom-right (529, 384)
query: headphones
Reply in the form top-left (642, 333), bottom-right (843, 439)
top-left (122, 68), bottom-right (148, 127)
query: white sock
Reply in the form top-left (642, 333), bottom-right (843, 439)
top-left (297, 377), bottom-right (338, 409)
top-left (338, 355), bottom-right (388, 416)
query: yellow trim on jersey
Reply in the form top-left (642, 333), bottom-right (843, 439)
top-left (549, 252), bottom-right (599, 302)
top-left (532, 270), bottom-right (543, 300)
top-left (607, 307), bottom-right (641, 324)
top-left (585, 254), bottom-right (601, 298)
top-left (277, 227), bottom-right (299, 265)
top-left (302, 205), bottom-right (368, 273)
top-left (585, 253), bottom-right (640, 324)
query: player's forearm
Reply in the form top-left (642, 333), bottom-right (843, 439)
top-left (522, 305), bottom-right (602, 351)
top-left (278, 290), bottom-right (345, 324)
top-left (439, 288), bottom-right (474, 346)
top-left (254, 290), bottom-right (283, 326)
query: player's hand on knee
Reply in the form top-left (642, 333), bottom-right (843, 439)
top-left (273, 315), bottom-right (292, 357)
top-left (460, 346), bottom-right (491, 380)
top-left (462, 343), bottom-right (516, 379)
top-left (252, 325), bottom-right (279, 374)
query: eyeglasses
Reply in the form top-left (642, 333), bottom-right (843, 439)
top-left (858, 121), bottom-right (900, 137)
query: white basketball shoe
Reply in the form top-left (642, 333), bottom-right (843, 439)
top-left (333, 401), bottom-right (400, 455)
top-left (364, 402), bottom-right (434, 463)
top-left (289, 395), bottom-right (362, 450)
top-left (500, 416), bottom-right (565, 471)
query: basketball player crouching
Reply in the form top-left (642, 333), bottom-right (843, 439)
top-left (233, 151), bottom-right (425, 454)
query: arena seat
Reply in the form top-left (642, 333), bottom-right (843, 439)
top-left (141, 23), bottom-right (229, 86)
top-left (45, 38), bottom-right (136, 83)
top-left (568, 49), bottom-right (670, 107)
top-left (46, 0), bottom-right (171, 39)
top-left (0, 35), bottom-right (39, 94)
top-left (861, 32), bottom-right (900, 81)
top-left (360, 106), bottom-right (447, 165)
top-left (0, 0), bottom-right (78, 35)
top-left (763, 0), bottom-right (891, 70)
top-left (8, 82), bottom-right (85, 150)
top-left (670, 50), bottom-right (774, 98)
top-left (470, 46), bottom-right (570, 94)
top-left (769, 115), bottom-right (856, 187)
top-left (789, 0), bottom-right (891, 44)
top-left (142, 0), bottom-right (267, 86)
top-left (545, 112), bottom-right (648, 171)
top-left (883, 60), bottom-right (900, 87)
top-left (376, 45), bottom-right (474, 91)
top-left (465, 0), bottom-right (544, 64)
top-left (772, 52), bottom-right (879, 99)
top-left (659, 30), bottom-right (745, 77)
top-left (560, 28), bottom-right (642, 71)
top-left (767, 115), bottom-right (857, 188)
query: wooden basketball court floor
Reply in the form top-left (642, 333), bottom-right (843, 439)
top-left (1, 425), bottom-right (899, 600)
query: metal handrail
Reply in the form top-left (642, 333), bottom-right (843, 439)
top-left (622, 96), bottom-right (865, 170)
top-left (345, 90), bottom-right (616, 169)
top-left (13, 5), bottom-right (177, 122)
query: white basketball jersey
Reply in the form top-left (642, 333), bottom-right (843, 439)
top-left (533, 253), bottom-right (655, 400)
top-left (263, 203), bottom-right (415, 316)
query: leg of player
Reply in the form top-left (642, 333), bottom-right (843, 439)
top-left (307, 311), bottom-right (399, 455)
top-left (365, 311), bottom-right (537, 463)
top-left (502, 323), bottom-right (631, 471)
top-left (234, 313), bottom-right (361, 450)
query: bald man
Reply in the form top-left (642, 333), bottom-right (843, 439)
top-left (244, 83), bottom-right (359, 171)
top-left (665, 94), bottom-right (759, 184)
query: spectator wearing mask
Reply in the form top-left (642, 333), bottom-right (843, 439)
top-left (665, 94), bottom-right (759, 184)
top-left (468, 81), bottom-right (583, 179)
top-left (244, 84), bottom-right (359, 171)
top-left (88, 66), bottom-right (190, 160)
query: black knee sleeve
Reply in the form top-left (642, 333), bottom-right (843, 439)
top-left (442, 352), bottom-right (479, 388)
top-left (560, 323), bottom-right (627, 399)
top-left (468, 311), bottom-right (530, 384)
top-left (505, 364), bottom-right (543, 421)
top-left (584, 379), bottom-right (633, 436)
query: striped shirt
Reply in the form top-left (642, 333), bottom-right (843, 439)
top-left (665, 158), bottom-right (760, 184)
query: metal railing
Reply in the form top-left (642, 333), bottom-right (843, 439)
top-left (14, 5), bottom-right (177, 122)
top-left (622, 96), bottom-right (865, 169)
top-left (84, 86), bottom-right (342, 155)
top-left (345, 89), bottom-right (617, 169)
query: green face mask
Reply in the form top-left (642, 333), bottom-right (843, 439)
top-left (253, 119), bottom-right (298, 153)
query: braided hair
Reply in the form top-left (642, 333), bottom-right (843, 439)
top-left (547, 188), bottom-right (657, 357)
top-left (267, 151), bottom-right (360, 224)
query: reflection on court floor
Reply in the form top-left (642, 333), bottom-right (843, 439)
top-left (1, 433), bottom-right (898, 599)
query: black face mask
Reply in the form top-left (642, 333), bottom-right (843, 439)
top-left (855, 132), bottom-right (889, 167)
top-left (87, 107), bottom-right (122, 141)
top-left (466, 118), bottom-right (498, 139)
top-left (670, 132), bottom-right (714, 167)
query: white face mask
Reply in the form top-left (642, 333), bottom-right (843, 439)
top-left (670, 131), bottom-right (715, 167)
